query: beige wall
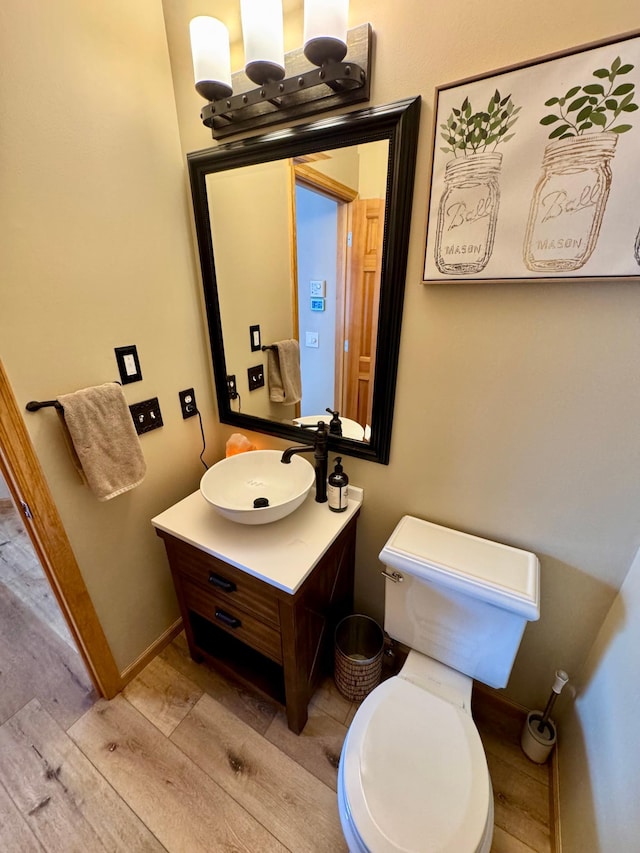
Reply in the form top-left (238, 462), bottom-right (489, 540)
top-left (207, 160), bottom-right (295, 419)
top-left (0, 0), bottom-right (223, 671)
top-left (163, 0), bottom-right (640, 715)
top-left (3, 4), bottom-right (639, 828)
top-left (304, 141), bottom-right (388, 198)
top-left (1, 0), bottom-right (637, 838)
top-left (307, 145), bottom-right (360, 189)
top-left (358, 141), bottom-right (389, 199)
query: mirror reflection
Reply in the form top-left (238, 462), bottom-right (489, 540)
top-left (206, 139), bottom-right (389, 442)
top-left (188, 97), bottom-right (421, 464)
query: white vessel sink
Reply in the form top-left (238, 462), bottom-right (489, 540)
top-left (200, 449), bottom-right (315, 525)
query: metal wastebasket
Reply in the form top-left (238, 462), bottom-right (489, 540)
top-left (334, 614), bottom-right (384, 701)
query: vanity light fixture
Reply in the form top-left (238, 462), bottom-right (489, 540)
top-left (241, 0), bottom-right (285, 85)
top-left (189, 16), bottom-right (232, 101)
top-left (190, 0), bottom-right (371, 140)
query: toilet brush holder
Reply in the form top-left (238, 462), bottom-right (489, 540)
top-left (521, 710), bottom-right (557, 764)
top-left (521, 669), bottom-right (568, 764)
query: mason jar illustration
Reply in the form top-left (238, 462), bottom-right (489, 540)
top-left (434, 152), bottom-right (502, 275)
top-left (523, 132), bottom-right (617, 273)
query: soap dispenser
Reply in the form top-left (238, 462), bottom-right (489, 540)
top-left (328, 457), bottom-right (349, 512)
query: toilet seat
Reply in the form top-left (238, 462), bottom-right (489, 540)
top-left (340, 675), bottom-right (493, 853)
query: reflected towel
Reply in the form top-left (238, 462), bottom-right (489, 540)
top-left (267, 339), bottom-right (302, 405)
top-left (57, 383), bottom-right (146, 501)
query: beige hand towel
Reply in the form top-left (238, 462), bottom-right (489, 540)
top-left (57, 383), bottom-right (146, 501)
top-left (267, 339), bottom-right (302, 405)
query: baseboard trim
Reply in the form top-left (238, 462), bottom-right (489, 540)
top-left (471, 681), bottom-right (529, 719)
top-left (119, 617), bottom-right (183, 686)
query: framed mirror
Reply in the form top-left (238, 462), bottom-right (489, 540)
top-left (188, 96), bottom-right (420, 463)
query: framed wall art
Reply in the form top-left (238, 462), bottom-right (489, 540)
top-left (423, 31), bottom-right (640, 283)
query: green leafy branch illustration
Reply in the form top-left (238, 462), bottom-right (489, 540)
top-left (440, 90), bottom-right (521, 155)
top-left (540, 56), bottom-right (637, 138)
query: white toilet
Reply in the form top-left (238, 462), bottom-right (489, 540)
top-left (337, 515), bottom-right (540, 853)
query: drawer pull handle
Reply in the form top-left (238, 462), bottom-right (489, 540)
top-left (208, 572), bottom-right (237, 593)
top-left (215, 608), bottom-right (241, 629)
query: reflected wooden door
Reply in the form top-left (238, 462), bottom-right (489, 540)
top-left (341, 198), bottom-right (384, 428)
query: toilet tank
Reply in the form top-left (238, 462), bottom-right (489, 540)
top-left (379, 516), bottom-right (540, 689)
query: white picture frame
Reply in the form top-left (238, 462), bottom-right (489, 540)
top-left (423, 31), bottom-right (640, 283)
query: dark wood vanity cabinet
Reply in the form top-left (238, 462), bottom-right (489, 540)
top-left (156, 515), bottom-right (358, 734)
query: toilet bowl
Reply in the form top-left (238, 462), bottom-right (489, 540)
top-left (337, 652), bottom-right (494, 853)
top-left (337, 516), bottom-right (540, 853)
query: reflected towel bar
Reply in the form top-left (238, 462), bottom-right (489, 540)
top-left (261, 345), bottom-right (277, 351)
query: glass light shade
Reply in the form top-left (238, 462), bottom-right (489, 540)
top-left (190, 16), bottom-right (232, 102)
top-left (240, 0), bottom-right (285, 84)
top-left (303, 0), bottom-right (349, 66)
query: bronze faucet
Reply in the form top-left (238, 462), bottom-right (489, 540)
top-left (281, 421), bottom-right (329, 503)
top-left (325, 408), bottom-right (343, 436)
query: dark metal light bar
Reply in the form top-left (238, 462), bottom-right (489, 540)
top-left (199, 23), bottom-right (372, 140)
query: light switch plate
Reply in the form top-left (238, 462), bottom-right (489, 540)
top-left (115, 345), bottom-right (142, 384)
top-left (129, 397), bottom-right (163, 434)
top-left (305, 331), bottom-right (319, 348)
top-left (249, 324), bottom-right (261, 352)
top-left (247, 364), bottom-right (265, 391)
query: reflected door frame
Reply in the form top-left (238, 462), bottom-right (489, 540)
top-left (290, 160), bottom-right (358, 418)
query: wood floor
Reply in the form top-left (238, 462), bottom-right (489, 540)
top-left (0, 500), bottom-right (75, 651)
top-left (0, 500), bottom-right (553, 853)
top-left (0, 501), bottom-right (96, 731)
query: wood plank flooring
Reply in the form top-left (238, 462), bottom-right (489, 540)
top-left (0, 499), bottom-right (552, 852)
top-left (0, 501), bottom-right (74, 649)
top-left (473, 687), bottom-right (553, 853)
top-left (1, 625), bottom-right (553, 852)
top-left (0, 699), bottom-right (163, 852)
top-left (0, 503), bottom-right (96, 730)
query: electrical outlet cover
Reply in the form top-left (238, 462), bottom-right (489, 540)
top-left (179, 388), bottom-right (197, 419)
top-left (226, 374), bottom-right (238, 399)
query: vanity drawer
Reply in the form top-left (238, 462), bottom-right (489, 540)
top-left (181, 578), bottom-right (283, 665)
top-left (164, 537), bottom-right (280, 626)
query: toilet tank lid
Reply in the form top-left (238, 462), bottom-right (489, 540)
top-left (379, 516), bottom-right (540, 620)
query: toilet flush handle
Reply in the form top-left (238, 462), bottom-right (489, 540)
top-left (381, 569), bottom-right (404, 583)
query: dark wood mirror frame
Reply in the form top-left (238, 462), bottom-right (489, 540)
top-left (188, 96), bottom-right (421, 464)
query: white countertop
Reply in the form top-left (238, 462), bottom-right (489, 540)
top-left (152, 486), bottom-right (363, 595)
